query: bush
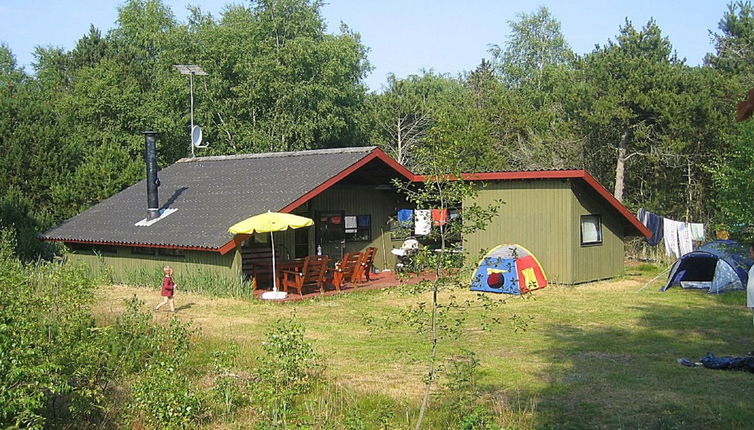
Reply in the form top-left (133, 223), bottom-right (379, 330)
top-left (253, 318), bottom-right (323, 426)
top-left (0, 229), bottom-right (105, 428)
top-left (131, 366), bottom-right (205, 429)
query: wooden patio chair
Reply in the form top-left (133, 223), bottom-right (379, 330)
top-left (328, 251), bottom-right (363, 291)
top-left (354, 247), bottom-right (377, 284)
top-left (242, 245), bottom-right (288, 291)
top-left (281, 255), bottom-right (329, 296)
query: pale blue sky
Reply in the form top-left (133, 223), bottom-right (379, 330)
top-left (0, 0), bottom-right (735, 91)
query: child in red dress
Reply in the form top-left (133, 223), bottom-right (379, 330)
top-left (155, 266), bottom-right (176, 312)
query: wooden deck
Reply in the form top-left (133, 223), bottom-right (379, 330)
top-left (252, 269), bottom-right (435, 302)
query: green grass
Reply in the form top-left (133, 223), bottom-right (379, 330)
top-left (94, 265), bottom-right (754, 429)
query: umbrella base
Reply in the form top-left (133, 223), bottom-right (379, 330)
top-left (261, 290), bottom-right (288, 300)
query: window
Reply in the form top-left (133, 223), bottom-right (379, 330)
top-left (158, 248), bottom-right (185, 258)
top-left (68, 243), bottom-right (117, 255)
top-left (131, 246), bottom-right (156, 256)
top-left (345, 215), bottom-right (371, 242)
top-left (580, 215), bottom-right (603, 246)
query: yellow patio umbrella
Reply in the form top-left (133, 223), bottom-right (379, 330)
top-left (228, 211), bottom-right (314, 299)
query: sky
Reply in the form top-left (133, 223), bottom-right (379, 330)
top-left (0, 0), bottom-right (735, 92)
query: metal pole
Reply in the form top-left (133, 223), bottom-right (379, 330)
top-left (190, 72), bottom-right (195, 158)
top-left (143, 131), bottom-right (160, 221)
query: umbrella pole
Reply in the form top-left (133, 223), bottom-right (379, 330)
top-left (271, 232), bottom-right (277, 292)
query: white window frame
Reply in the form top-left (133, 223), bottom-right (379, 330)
top-left (580, 214), bottom-right (603, 246)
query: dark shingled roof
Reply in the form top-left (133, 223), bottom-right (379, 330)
top-left (41, 146), bottom-right (407, 251)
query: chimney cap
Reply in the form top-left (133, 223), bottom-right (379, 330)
top-left (142, 130), bottom-right (158, 135)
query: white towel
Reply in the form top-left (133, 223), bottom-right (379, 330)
top-left (663, 218), bottom-right (680, 258)
top-left (677, 222), bottom-right (693, 256)
top-left (345, 215), bottom-right (357, 233)
top-left (414, 210), bottom-right (431, 236)
top-left (689, 223), bottom-right (705, 241)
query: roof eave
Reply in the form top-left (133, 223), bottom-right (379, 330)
top-left (43, 237), bottom-right (225, 253)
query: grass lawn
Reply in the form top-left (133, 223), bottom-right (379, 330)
top-left (93, 263), bottom-right (754, 429)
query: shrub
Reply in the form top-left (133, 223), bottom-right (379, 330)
top-left (253, 318), bottom-right (322, 426)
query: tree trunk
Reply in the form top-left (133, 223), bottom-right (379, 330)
top-left (614, 130), bottom-right (629, 202)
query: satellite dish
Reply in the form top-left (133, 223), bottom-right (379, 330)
top-left (191, 125), bottom-right (207, 148)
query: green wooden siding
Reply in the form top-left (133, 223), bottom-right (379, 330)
top-left (464, 179), bottom-right (626, 284)
top-left (69, 246), bottom-right (241, 284)
top-left (233, 185), bottom-right (406, 272)
top-left (465, 180), bottom-right (574, 283)
top-left (309, 185), bottom-right (405, 270)
top-left (568, 181), bottom-right (625, 283)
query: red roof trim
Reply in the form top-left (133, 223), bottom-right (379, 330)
top-left (415, 169), bottom-right (650, 239)
top-left (280, 147), bottom-right (415, 213)
top-left (220, 147), bottom-right (417, 253)
top-left (412, 170), bottom-right (586, 182)
top-left (218, 234), bottom-right (249, 255)
top-left (46, 238), bottom-right (224, 253)
top-left (578, 172), bottom-right (651, 238)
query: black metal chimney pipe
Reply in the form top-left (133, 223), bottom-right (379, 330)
top-left (143, 131), bottom-right (160, 221)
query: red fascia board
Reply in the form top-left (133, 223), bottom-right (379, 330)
top-left (414, 169), bottom-right (650, 239)
top-left (578, 172), bottom-right (651, 239)
top-left (411, 170), bottom-right (586, 182)
top-left (219, 147), bottom-right (417, 253)
top-left (218, 234), bottom-right (249, 255)
top-left (278, 148), bottom-right (414, 213)
top-left (45, 238), bottom-right (223, 253)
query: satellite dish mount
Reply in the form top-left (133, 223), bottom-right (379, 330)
top-left (174, 64), bottom-right (209, 157)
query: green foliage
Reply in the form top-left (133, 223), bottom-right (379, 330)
top-left (706, 1), bottom-right (754, 74)
top-left (254, 317), bottom-right (322, 426)
top-left (209, 343), bottom-right (246, 418)
top-left (118, 265), bottom-right (252, 298)
top-left (131, 366), bottom-right (205, 429)
top-left (490, 6), bottom-right (574, 89)
top-left (711, 121), bottom-right (754, 240)
top-left (0, 228), bottom-right (104, 428)
top-left (433, 351), bottom-right (500, 430)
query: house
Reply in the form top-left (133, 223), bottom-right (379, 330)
top-left (41, 146), bottom-right (414, 285)
top-left (41, 146), bottom-right (649, 288)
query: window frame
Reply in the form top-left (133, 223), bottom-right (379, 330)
top-left (580, 214), bottom-right (603, 246)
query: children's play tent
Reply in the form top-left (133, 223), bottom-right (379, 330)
top-left (470, 244), bottom-right (547, 294)
top-left (662, 240), bottom-right (753, 294)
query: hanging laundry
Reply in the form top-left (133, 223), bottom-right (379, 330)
top-left (677, 222), bottom-right (693, 256)
top-left (637, 208), bottom-right (664, 246)
top-left (637, 208), bottom-right (647, 224)
top-left (664, 218), bottom-right (680, 258)
top-left (344, 216), bottom-right (357, 233)
top-left (357, 215), bottom-right (370, 227)
top-left (431, 209), bottom-right (448, 226)
top-left (689, 223), bottom-right (705, 241)
top-left (397, 209), bottom-right (413, 227)
top-left (414, 210), bottom-right (431, 235)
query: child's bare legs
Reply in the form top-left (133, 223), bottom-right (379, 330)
top-left (168, 298), bottom-right (175, 312)
top-left (155, 296), bottom-right (169, 310)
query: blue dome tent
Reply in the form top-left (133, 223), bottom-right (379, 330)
top-left (662, 240), bottom-right (753, 294)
